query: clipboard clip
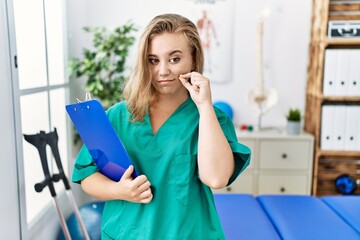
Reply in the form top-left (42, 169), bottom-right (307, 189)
top-left (76, 92), bottom-right (92, 103)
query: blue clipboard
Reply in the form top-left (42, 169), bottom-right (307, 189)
top-left (66, 99), bottom-right (137, 181)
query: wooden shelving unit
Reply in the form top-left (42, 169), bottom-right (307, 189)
top-left (305, 0), bottom-right (360, 196)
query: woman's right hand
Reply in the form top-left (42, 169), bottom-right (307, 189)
top-left (113, 165), bottom-right (153, 204)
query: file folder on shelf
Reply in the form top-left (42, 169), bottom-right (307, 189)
top-left (323, 49), bottom-right (338, 96)
top-left (321, 105), bottom-right (335, 150)
top-left (333, 105), bottom-right (347, 151)
top-left (335, 50), bottom-right (350, 96)
top-left (66, 99), bottom-right (137, 181)
top-left (344, 106), bottom-right (359, 151)
top-left (347, 50), bottom-right (360, 96)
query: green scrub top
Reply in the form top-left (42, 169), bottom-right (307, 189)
top-left (72, 97), bottom-right (251, 240)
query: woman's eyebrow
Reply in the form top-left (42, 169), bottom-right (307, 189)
top-left (168, 50), bottom-right (183, 56)
top-left (148, 50), bottom-right (183, 57)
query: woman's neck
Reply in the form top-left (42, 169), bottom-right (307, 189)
top-left (151, 91), bottom-right (189, 111)
top-left (149, 92), bottom-right (189, 135)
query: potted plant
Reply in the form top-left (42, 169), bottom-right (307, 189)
top-left (68, 22), bottom-right (137, 143)
top-left (69, 23), bottom-right (137, 109)
top-left (286, 108), bottom-right (302, 135)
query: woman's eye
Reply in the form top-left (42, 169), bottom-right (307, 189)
top-left (170, 57), bottom-right (180, 63)
top-left (148, 58), bottom-right (159, 65)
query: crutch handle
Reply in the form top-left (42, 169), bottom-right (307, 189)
top-left (34, 177), bottom-right (56, 197)
top-left (34, 179), bottom-right (47, 192)
top-left (52, 173), bottom-right (62, 182)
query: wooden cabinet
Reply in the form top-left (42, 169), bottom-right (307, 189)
top-left (304, 0), bottom-right (360, 196)
top-left (213, 130), bottom-right (314, 195)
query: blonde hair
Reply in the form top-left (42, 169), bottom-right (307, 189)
top-left (123, 13), bottom-right (204, 122)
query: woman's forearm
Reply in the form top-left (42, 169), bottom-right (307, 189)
top-left (197, 104), bottom-right (234, 189)
top-left (81, 167), bottom-right (153, 203)
top-left (81, 172), bottom-right (118, 200)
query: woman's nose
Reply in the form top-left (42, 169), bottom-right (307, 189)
top-left (159, 62), bottom-right (170, 76)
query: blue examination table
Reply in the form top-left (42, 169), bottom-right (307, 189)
top-left (214, 194), bottom-right (360, 240)
top-left (322, 196), bottom-right (360, 235)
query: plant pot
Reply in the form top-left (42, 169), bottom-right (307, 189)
top-left (287, 121), bottom-right (301, 135)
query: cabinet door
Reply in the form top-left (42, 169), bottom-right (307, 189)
top-left (212, 174), bottom-right (253, 194)
top-left (259, 140), bottom-right (310, 170)
top-left (258, 175), bottom-right (308, 194)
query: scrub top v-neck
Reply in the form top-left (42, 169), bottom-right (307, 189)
top-left (72, 98), bottom-right (251, 240)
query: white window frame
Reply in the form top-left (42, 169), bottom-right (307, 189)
top-left (6, 0), bottom-right (73, 238)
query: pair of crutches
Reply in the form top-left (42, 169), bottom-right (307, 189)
top-left (24, 128), bottom-right (90, 240)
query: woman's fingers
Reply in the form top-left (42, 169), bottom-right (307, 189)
top-left (135, 181), bottom-right (153, 203)
top-left (131, 175), bottom-right (153, 203)
top-left (140, 188), bottom-right (152, 199)
top-left (179, 73), bottom-right (194, 92)
top-left (137, 178), bottom-right (151, 193)
top-left (139, 189), bottom-right (153, 203)
top-left (180, 72), bottom-right (212, 107)
top-left (180, 72), bottom-right (203, 92)
top-left (116, 171), bottom-right (153, 203)
top-left (120, 165), bottom-right (134, 181)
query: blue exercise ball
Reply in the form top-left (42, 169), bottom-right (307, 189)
top-left (335, 174), bottom-right (357, 195)
top-left (213, 101), bottom-right (234, 119)
top-left (58, 201), bottom-right (105, 240)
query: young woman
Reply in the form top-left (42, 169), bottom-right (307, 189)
top-left (72, 13), bottom-right (250, 239)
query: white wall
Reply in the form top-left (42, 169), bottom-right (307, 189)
top-left (66, 0), bottom-right (312, 130)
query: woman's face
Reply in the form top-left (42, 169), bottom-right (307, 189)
top-left (148, 32), bottom-right (193, 98)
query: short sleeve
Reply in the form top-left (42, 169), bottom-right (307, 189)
top-left (72, 145), bottom-right (99, 184)
top-left (214, 107), bottom-right (251, 186)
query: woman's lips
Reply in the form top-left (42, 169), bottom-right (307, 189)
top-left (158, 79), bottom-right (175, 84)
